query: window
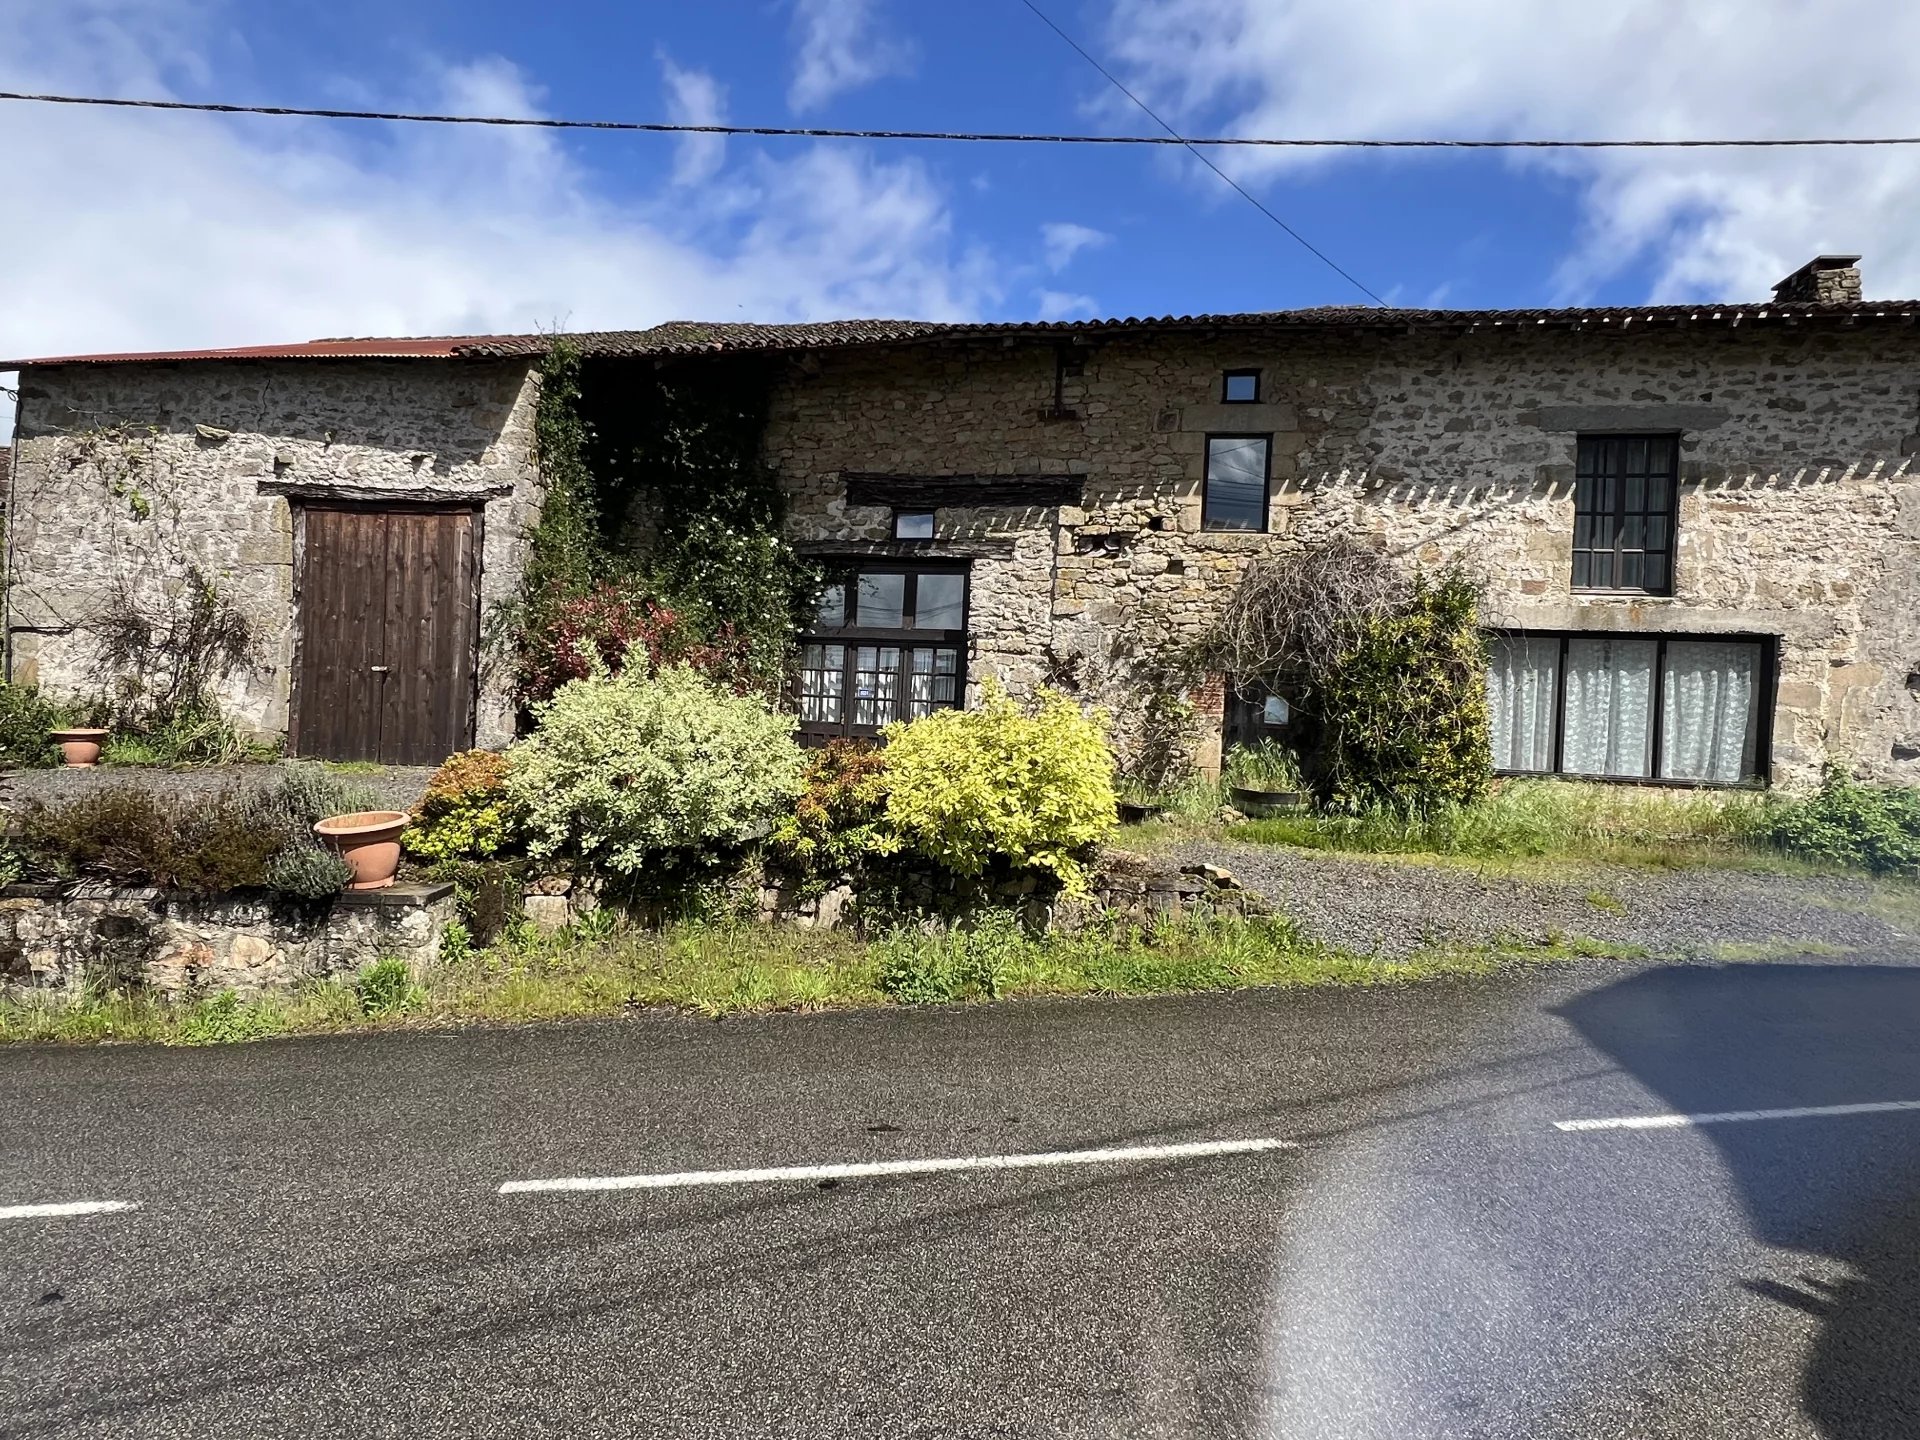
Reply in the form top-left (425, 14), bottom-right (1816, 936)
top-left (893, 509), bottom-right (935, 540)
top-left (1222, 369), bottom-right (1261, 403)
top-left (1488, 630), bottom-right (1770, 785)
top-left (798, 564), bottom-right (968, 738)
top-left (1574, 434), bottom-right (1678, 594)
top-left (1202, 434), bottom-right (1270, 532)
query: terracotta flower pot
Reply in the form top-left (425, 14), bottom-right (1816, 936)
top-left (314, 811), bottom-right (411, 890)
top-left (50, 727), bottom-right (111, 768)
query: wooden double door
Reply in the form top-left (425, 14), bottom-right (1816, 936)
top-left (291, 504), bottom-right (481, 764)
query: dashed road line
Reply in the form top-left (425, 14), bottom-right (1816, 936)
top-left (0, 1200), bottom-right (141, 1220)
top-left (499, 1136), bottom-right (1298, 1194)
top-left (1554, 1099), bottom-right (1920, 1132)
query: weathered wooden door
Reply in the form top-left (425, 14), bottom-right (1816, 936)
top-left (292, 505), bottom-right (480, 764)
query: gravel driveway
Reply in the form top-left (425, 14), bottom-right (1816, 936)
top-left (1174, 836), bottom-right (1920, 961)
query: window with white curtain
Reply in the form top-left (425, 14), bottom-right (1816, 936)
top-left (1486, 631), bottom-right (1770, 785)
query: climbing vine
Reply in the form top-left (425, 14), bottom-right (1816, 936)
top-left (501, 345), bottom-right (818, 709)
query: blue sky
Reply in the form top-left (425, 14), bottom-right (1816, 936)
top-left (4, 0), bottom-right (1917, 434)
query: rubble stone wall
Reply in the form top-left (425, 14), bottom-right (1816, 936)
top-left (764, 326), bottom-right (1920, 786)
top-left (7, 358), bottom-right (542, 749)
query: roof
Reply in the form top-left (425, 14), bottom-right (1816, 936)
top-left (10, 299), bottom-right (1920, 370)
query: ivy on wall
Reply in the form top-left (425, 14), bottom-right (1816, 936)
top-left (502, 343), bottom-right (819, 710)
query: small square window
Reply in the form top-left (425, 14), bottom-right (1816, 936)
top-left (1222, 369), bottom-right (1260, 404)
top-left (894, 510), bottom-right (935, 540)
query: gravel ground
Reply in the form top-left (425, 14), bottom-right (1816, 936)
top-left (0, 762), bottom-right (435, 816)
top-left (1174, 836), bottom-right (1920, 961)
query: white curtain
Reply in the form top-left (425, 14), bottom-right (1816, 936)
top-left (1661, 641), bottom-right (1760, 782)
top-left (1562, 638), bottom-right (1657, 777)
top-left (1487, 636), bottom-right (1559, 772)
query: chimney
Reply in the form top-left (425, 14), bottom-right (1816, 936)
top-left (1771, 254), bottom-right (1863, 305)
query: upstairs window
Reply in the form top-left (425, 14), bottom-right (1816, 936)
top-left (1222, 369), bottom-right (1261, 403)
top-left (798, 564), bottom-right (968, 739)
top-left (1574, 434), bottom-right (1678, 594)
top-left (1202, 434), bottom-right (1271, 532)
top-left (893, 510), bottom-right (935, 540)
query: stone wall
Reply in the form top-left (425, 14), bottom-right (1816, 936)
top-left (0, 881), bottom-right (456, 999)
top-left (6, 357), bottom-right (542, 749)
top-left (763, 325), bottom-right (1920, 787)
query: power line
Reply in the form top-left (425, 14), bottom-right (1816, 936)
top-left (3, 89), bottom-right (1917, 151)
top-left (1013, 0), bottom-right (1385, 306)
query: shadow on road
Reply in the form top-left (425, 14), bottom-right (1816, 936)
top-left (1556, 963), bottom-right (1920, 1437)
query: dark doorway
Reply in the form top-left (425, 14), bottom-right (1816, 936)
top-left (290, 504), bottom-right (480, 764)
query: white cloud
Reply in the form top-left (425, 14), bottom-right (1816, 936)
top-left (1102, 0), bottom-right (1920, 303)
top-left (1040, 221), bottom-right (1111, 273)
top-left (788, 0), bottom-right (916, 112)
top-left (0, 0), bottom-right (999, 436)
top-left (1036, 289), bottom-right (1099, 320)
top-left (658, 55), bottom-right (727, 187)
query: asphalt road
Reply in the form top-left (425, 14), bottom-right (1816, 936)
top-left (2, 956), bottom-right (1918, 1438)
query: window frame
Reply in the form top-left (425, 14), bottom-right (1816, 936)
top-left (1488, 628), bottom-right (1777, 789)
top-left (1201, 432), bottom-right (1273, 533)
top-left (797, 560), bottom-right (971, 741)
top-left (1572, 432), bottom-right (1681, 596)
top-left (1221, 368), bottom-right (1262, 404)
top-left (892, 509), bottom-right (936, 541)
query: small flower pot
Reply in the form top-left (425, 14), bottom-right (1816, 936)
top-left (314, 811), bottom-right (411, 890)
top-left (1227, 785), bottom-right (1310, 818)
top-left (1117, 799), bottom-right (1165, 824)
top-left (50, 727), bottom-right (111, 768)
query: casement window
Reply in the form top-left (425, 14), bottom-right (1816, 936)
top-left (1487, 630), bottom-right (1772, 786)
top-left (1202, 434), bottom-right (1271, 532)
top-left (798, 563), bottom-right (968, 739)
top-left (1573, 434), bottom-right (1679, 594)
top-left (1221, 369), bottom-right (1261, 403)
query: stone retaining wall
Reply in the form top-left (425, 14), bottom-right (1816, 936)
top-left (0, 881), bottom-right (456, 999)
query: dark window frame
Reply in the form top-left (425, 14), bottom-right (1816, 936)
top-left (1221, 368), bottom-right (1262, 404)
top-left (1573, 433), bottom-right (1680, 596)
top-left (1201, 432), bottom-right (1273, 533)
top-left (1488, 628), bottom-right (1777, 789)
top-left (798, 560), bottom-right (971, 742)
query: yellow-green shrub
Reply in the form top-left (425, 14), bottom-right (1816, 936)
top-left (404, 749), bottom-right (522, 862)
top-left (882, 681), bottom-right (1116, 892)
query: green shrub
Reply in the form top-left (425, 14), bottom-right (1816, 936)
top-left (1760, 767), bottom-right (1920, 874)
top-left (0, 683), bottom-right (67, 769)
top-left (882, 681), bottom-right (1116, 893)
top-left (355, 957), bottom-right (419, 1016)
top-left (769, 739), bottom-right (894, 885)
top-left (1318, 569), bottom-right (1492, 813)
top-left (263, 843), bottom-right (354, 900)
top-left (874, 911), bottom-right (1030, 1004)
top-left (177, 990), bottom-right (287, 1046)
top-left (506, 660), bottom-right (805, 872)
top-left (20, 767), bottom-right (378, 898)
top-left (405, 749), bottom-right (522, 862)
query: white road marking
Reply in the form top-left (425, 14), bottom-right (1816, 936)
top-left (499, 1136), bottom-right (1298, 1194)
top-left (1555, 1099), bottom-right (1920, 1133)
top-left (0, 1200), bottom-right (140, 1220)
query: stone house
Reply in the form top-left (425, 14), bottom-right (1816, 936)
top-left (7, 254), bottom-right (1920, 788)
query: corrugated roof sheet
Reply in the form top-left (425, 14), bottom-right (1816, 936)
top-left (9, 299), bottom-right (1920, 371)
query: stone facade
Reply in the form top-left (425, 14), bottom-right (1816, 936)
top-left (0, 881), bottom-right (456, 999)
top-left (6, 357), bottom-right (542, 749)
top-left (765, 319), bottom-right (1920, 788)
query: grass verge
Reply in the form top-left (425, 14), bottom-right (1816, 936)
top-left (0, 910), bottom-right (1622, 1047)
